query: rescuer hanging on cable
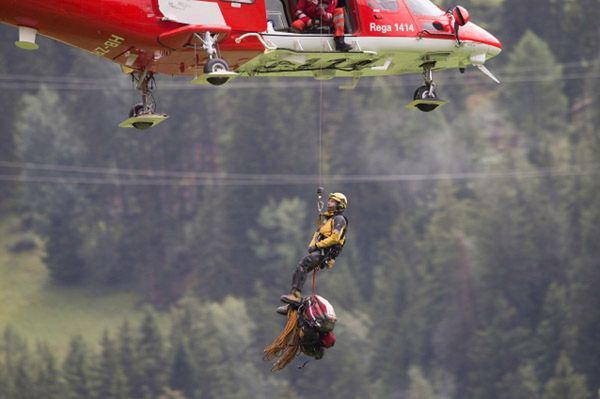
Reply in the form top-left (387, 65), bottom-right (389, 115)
top-left (291, 0), bottom-right (353, 52)
top-left (277, 192), bottom-right (348, 315)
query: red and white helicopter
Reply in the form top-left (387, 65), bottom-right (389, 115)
top-left (0, 0), bottom-right (501, 129)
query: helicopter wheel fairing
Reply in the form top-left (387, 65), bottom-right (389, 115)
top-left (405, 96), bottom-right (447, 112)
top-left (415, 102), bottom-right (439, 112)
top-left (119, 114), bottom-right (169, 130)
top-left (206, 76), bottom-right (229, 85)
top-left (132, 121), bottom-right (154, 130)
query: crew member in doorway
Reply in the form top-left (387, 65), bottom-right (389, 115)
top-left (291, 0), bottom-right (353, 52)
top-left (278, 192), bottom-right (349, 314)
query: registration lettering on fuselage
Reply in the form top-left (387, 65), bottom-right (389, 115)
top-left (93, 34), bottom-right (125, 56)
top-left (369, 22), bottom-right (415, 34)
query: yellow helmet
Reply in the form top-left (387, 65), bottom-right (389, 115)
top-left (328, 192), bottom-right (348, 210)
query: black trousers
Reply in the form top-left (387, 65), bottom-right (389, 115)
top-left (291, 251), bottom-right (325, 292)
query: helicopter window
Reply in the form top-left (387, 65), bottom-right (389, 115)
top-left (367, 0), bottom-right (398, 11)
top-left (266, 0), bottom-right (289, 30)
top-left (404, 0), bottom-right (444, 16)
top-left (221, 0), bottom-right (256, 4)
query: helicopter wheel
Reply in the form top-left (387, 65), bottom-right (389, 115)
top-left (129, 103), bottom-right (145, 118)
top-left (129, 101), bottom-right (155, 116)
top-left (413, 85), bottom-right (435, 100)
top-left (204, 58), bottom-right (230, 86)
top-left (413, 85), bottom-right (439, 112)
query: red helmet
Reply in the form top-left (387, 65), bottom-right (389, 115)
top-left (303, 295), bottom-right (337, 333)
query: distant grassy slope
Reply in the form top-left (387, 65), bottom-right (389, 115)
top-left (0, 216), bottom-right (152, 353)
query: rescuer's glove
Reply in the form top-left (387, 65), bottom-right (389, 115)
top-left (292, 19), bottom-right (306, 31)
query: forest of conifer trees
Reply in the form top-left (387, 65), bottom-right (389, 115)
top-left (1, 0), bottom-right (600, 398)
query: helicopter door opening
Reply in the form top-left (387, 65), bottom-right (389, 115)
top-left (266, 0), bottom-right (291, 31)
top-left (272, 0), bottom-right (355, 34)
top-left (339, 0), bottom-right (357, 34)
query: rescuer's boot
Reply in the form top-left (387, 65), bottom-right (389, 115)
top-left (333, 8), bottom-right (351, 52)
top-left (334, 36), bottom-right (352, 52)
top-left (276, 304), bottom-right (290, 315)
top-left (280, 289), bottom-right (302, 305)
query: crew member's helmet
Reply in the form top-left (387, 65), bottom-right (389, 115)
top-left (303, 295), bottom-right (337, 333)
top-left (328, 192), bottom-right (348, 211)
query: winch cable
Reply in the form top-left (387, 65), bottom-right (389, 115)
top-left (316, 0), bottom-right (326, 214)
top-left (316, 79), bottom-right (325, 215)
top-left (311, 5), bottom-right (329, 296)
top-left (313, 79), bottom-right (323, 295)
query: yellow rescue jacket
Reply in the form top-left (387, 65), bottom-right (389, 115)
top-left (308, 213), bottom-right (348, 250)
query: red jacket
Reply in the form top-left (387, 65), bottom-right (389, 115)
top-left (295, 0), bottom-right (337, 23)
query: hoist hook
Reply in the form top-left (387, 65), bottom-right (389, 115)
top-left (317, 186), bottom-right (324, 213)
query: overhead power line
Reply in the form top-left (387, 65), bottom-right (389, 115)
top-left (0, 160), bottom-right (314, 180)
top-left (1, 160), bottom-right (600, 187)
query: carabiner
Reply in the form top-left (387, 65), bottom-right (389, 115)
top-left (316, 186), bottom-right (324, 212)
